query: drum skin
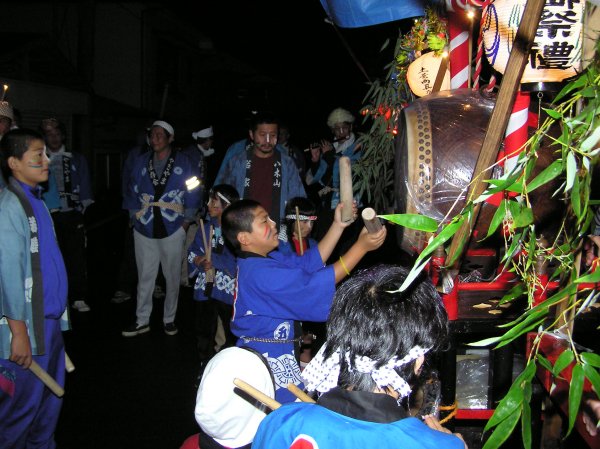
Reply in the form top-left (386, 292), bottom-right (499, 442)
top-left (394, 89), bottom-right (561, 254)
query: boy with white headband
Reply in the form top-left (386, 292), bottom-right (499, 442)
top-left (253, 265), bottom-right (467, 449)
top-left (188, 184), bottom-right (240, 364)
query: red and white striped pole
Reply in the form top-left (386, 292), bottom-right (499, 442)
top-left (486, 91), bottom-right (531, 207)
top-left (502, 91), bottom-right (531, 174)
top-left (446, 0), bottom-right (484, 89)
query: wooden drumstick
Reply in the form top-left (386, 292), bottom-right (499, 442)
top-left (199, 220), bottom-right (215, 284)
top-left (65, 352), bottom-right (75, 373)
top-left (295, 206), bottom-right (304, 255)
top-left (361, 208), bottom-right (383, 234)
top-left (339, 156), bottom-right (353, 222)
top-left (206, 225), bottom-right (214, 262)
top-left (29, 360), bottom-right (64, 397)
top-left (233, 378), bottom-right (281, 410)
top-left (287, 383), bottom-right (316, 403)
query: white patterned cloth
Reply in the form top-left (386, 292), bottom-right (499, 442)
top-left (302, 344), bottom-right (429, 398)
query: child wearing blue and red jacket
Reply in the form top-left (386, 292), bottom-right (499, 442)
top-left (188, 184), bottom-right (239, 360)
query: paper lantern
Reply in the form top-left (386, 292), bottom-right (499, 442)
top-left (482, 0), bottom-right (583, 83)
top-left (407, 52), bottom-right (451, 97)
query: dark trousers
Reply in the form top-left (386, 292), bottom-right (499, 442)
top-left (194, 299), bottom-right (236, 360)
top-left (52, 210), bottom-right (87, 304)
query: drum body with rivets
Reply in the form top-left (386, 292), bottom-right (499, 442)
top-left (394, 89), bottom-right (561, 255)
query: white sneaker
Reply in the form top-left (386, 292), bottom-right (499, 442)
top-left (72, 300), bottom-right (91, 312)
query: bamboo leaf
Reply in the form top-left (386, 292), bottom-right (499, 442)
top-left (566, 152), bottom-right (576, 191)
top-left (417, 216), bottom-right (465, 263)
top-left (521, 383), bottom-right (532, 449)
top-left (537, 355), bottom-right (553, 373)
top-left (514, 207), bottom-right (534, 228)
top-left (554, 72), bottom-right (588, 102)
top-left (397, 256), bottom-right (430, 292)
top-left (495, 318), bottom-right (547, 349)
top-left (505, 231), bottom-right (523, 260)
top-left (543, 107), bottom-right (562, 119)
top-left (582, 364), bottom-right (600, 401)
top-left (496, 308), bottom-right (547, 341)
top-left (527, 160), bottom-right (562, 192)
top-left (575, 269), bottom-right (600, 283)
top-left (581, 352), bottom-right (600, 368)
top-left (581, 125), bottom-right (600, 153)
top-left (516, 360), bottom-right (537, 385)
top-left (566, 364), bottom-right (584, 437)
top-left (446, 231), bottom-right (468, 266)
top-left (483, 409), bottom-right (521, 449)
top-left (571, 176), bottom-right (581, 218)
top-left (553, 349), bottom-right (574, 377)
top-left (486, 200), bottom-right (507, 239)
top-left (580, 86), bottom-right (597, 98)
top-left (484, 385), bottom-right (524, 430)
top-left (528, 283), bottom-right (577, 315)
top-left (498, 284), bottom-right (526, 306)
top-left (378, 213), bottom-right (438, 232)
top-left (467, 336), bottom-right (502, 347)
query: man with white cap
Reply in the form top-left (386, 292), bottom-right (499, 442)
top-left (122, 120), bottom-right (202, 337)
top-left (320, 107), bottom-right (362, 211)
top-left (179, 346), bottom-right (275, 449)
top-left (182, 125), bottom-right (214, 187)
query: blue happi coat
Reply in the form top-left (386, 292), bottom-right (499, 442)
top-left (123, 150), bottom-right (202, 238)
top-left (232, 246), bottom-right (335, 403)
top-left (214, 147), bottom-right (305, 223)
top-left (253, 401), bottom-right (465, 449)
top-left (188, 218), bottom-right (237, 305)
top-left (0, 182), bottom-right (70, 359)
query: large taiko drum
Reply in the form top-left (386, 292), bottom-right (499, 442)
top-left (394, 88), bottom-right (561, 255)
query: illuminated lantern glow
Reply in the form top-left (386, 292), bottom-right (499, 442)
top-left (482, 0), bottom-right (584, 83)
top-left (406, 52), bottom-right (451, 97)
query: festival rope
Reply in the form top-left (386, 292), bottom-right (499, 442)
top-left (438, 401), bottom-right (458, 424)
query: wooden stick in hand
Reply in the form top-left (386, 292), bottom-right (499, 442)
top-left (65, 352), bottom-right (75, 373)
top-left (361, 208), bottom-right (383, 234)
top-left (233, 377), bottom-right (281, 410)
top-left (339, 156), bottom-right (353, 222)
top-left (295, 206), bottom-right (304, 255)
top-left (29, 360), bottom-right (64, 397)
top-left (287, 383), bottom-right (316, 403)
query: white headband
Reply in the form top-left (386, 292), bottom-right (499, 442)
top-left (216, 191), bottom-right (231, 205)
top-left (285, 214), bottom-right (317, 221)
top-left (152, 120), bottom-right (174, 137)
top-left (192, 126), bottom-right (213, 139)
top-left (302, 344), bottom-right (429, 398)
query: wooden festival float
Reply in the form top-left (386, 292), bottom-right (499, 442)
top-left (352, 0), bottom-right (600, 447)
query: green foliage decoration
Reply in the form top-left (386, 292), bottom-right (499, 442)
top-left (385, 40), bottom-right (600, 448)
top-left (353, 7), bottom-right (447, 212)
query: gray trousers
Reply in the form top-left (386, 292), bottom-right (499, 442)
top-left (133, 227), bottom-right (186, 326)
